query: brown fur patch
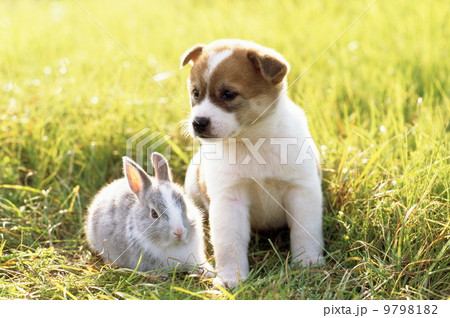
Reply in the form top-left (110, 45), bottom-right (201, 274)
top-left (180, 44), bottom-right (205, 68)
top-left (247, 50), bottom-right (288, 84)
top-left (197, 164), bottom-right (210, 206)
top-left (188, 50), bottom-right (211, 106)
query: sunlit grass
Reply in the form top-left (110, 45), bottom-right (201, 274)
top-left (0, 0), bottom-right (449, 299)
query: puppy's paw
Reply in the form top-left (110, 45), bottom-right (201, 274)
top-left (201, 269), bottom-right (216, 279)
top-left (212, 275), bottom-right (242, 289)
top-left (194, 263), bottom-right (216, 278)
top-left (291, 252), bottom-right (325, 268)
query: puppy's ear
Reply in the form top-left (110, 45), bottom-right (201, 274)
top-left (247, 50), bottom-right (289, 84)
top-left (180, 44), bottom-right (205, 68)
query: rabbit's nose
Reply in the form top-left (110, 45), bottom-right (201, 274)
top-left (173, 228), bottom-right (185, 240)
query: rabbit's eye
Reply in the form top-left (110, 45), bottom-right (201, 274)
top-left (151, 209), bottom-right (158, 219)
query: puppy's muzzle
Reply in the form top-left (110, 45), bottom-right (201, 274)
top-left (192, 117), bottom-right (210, 136)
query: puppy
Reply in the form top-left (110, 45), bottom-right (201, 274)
top-left (181, 39), bottom-right (324, 287)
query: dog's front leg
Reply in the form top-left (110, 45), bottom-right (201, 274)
top-left (284, 184), bottom-right (325, 267)
top-left (209, 189), bottom-right (251, 288)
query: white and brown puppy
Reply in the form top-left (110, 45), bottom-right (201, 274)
top-left (181, 39), bottom-right (324, 287)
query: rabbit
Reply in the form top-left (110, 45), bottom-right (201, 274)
top-left (85, 152), bottom-right (214, 277)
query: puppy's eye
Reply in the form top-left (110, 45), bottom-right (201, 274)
top-left (192, 89), bottom-right (199, 99)
top-left (151, 209), bottom-right (158, 219)
top-left (221, 90), bottom-right (238, 101)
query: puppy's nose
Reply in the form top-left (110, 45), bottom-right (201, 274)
top-left (192, 117), bottom-right (210, 134)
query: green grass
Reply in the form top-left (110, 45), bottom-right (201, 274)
top-left (0, 0), bottom-right (449, 300)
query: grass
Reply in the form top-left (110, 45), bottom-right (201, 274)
top-left (0, 0), bottom-right (449, 300)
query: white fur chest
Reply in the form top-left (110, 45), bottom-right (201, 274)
top-left (200, 102), bottom-right (319, 188)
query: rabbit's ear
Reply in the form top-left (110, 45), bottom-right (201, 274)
top-left (123, 157), bottom-right (152, 197)
top-left (151, 152), bottom-right (172, 182)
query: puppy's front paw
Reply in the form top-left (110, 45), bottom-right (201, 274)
top-left (212, 274), bottom-right (241, 289)
top-left (194, 263), bottom-right (216, 278)
top-left (291, 252), bottom-right (325, 268)
top-left (201, 268), bottom-right (216, 279)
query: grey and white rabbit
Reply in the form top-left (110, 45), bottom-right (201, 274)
top-left (85, 152), bottom-right (214, 276)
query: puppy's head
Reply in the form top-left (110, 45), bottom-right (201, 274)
top-left (181, 39), bottom-right (290, 139)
